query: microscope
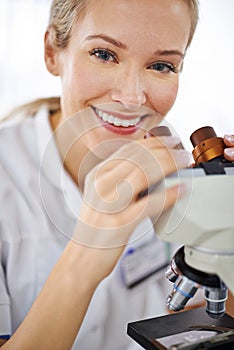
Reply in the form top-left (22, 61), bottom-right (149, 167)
top-left (128, 126), bottom-right (234, 349)
top-left (157, 126), bottom-right (234, 318)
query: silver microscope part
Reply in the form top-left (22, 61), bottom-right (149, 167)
top-left (204, 284), bottom-right (228, 318)
top-left (165, 258), bottom-right (179, 283)
top-left (166, 275), bottom-right (199, 311)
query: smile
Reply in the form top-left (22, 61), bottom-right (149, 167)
top-left (93, 107), bottom-right (141, 127)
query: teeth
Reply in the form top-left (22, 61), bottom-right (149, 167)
top-left (102, 112), bottom-right (109, 122)
top-left (95, 108), bottom-right (140, 127)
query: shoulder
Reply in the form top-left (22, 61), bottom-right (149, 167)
top-left (0, 114), bottom-right (35, 149)
top-left (0, 107), bottom-right (50, 163)
top-left (0, 108), bottom-right (51, 230)
top-left (0, 107), bottom-right (51, 199)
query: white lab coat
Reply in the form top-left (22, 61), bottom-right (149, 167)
top-left (0, 106), bottom-right (171, 349)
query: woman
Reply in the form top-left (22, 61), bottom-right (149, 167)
top-left (0, 0), bottom-right (233, 349)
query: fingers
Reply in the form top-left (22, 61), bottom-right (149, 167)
top-left (84, 137), bottom-right (191, 214)
top-left (223, 135), bottom-right (234, 161)
top-left (223, 134), bottom-right (234, 147)
top-left (76, 136), bottom-right (191, 250)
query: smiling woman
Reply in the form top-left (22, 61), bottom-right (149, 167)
top-left (1, 1), bottom-right (233, 145)
top-left (43, 0), bottom-right (193, 189)
top-left (0, 1), bottom-right (233, 350)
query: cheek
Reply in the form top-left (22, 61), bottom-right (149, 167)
top-left (62, 63), bottom-right (111, 112)
top-left (150, 79), bottom-right (179, 116)
top-left (60, 63), bottom-right (105, 116)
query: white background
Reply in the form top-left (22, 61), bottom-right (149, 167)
top-left (0, 0), bottom-right (233, 151)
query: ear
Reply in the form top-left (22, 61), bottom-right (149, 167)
top-left (44, 28), bottom-right (60, 76)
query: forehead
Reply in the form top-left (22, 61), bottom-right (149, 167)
top-left (74, 0), bottom-right (191, 52)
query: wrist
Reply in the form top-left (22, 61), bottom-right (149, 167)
top-left (62, 241), bottom-right (105, 291)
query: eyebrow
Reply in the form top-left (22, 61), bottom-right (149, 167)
top-left (85, 34), bottom-right (185, 59)
top-left (154, 50), bottom-right (185, 59)
top-left (85, 34), bottom-right (127, 49)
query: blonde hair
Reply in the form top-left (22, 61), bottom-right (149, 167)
top-left (184, 0), bottom-right (200, 47)
top-left (1, 97), bottom-right (61, 122)
top-left (4, 0), bottom-right (199, 120)
top-left (48, 0), bottom-right (199, 50)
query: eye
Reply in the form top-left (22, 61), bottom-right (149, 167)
top-left (148, 62), bottom-right (178, 74)
top-left (89, 48), bottom-right (118, 63)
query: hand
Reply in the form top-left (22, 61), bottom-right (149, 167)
top-left (223, 134), bottom-right (234, 161)
top-left (72, 136), bottom-right (190, 282)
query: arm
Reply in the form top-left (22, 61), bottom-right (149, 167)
top-left (1, 136), bottom-right (189, 349)
top-left (2, 242), bottom-right (100, 349)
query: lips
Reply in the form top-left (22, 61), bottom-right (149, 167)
top-left (92, 106), bottom-right (144, 135)
top-left (94, 106), bottom-right (141, 127)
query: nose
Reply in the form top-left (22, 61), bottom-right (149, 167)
top-left (110, 67), bottom-right (146, 111)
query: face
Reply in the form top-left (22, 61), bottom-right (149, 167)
top-left (46, 0), bottom-right (191, 159)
